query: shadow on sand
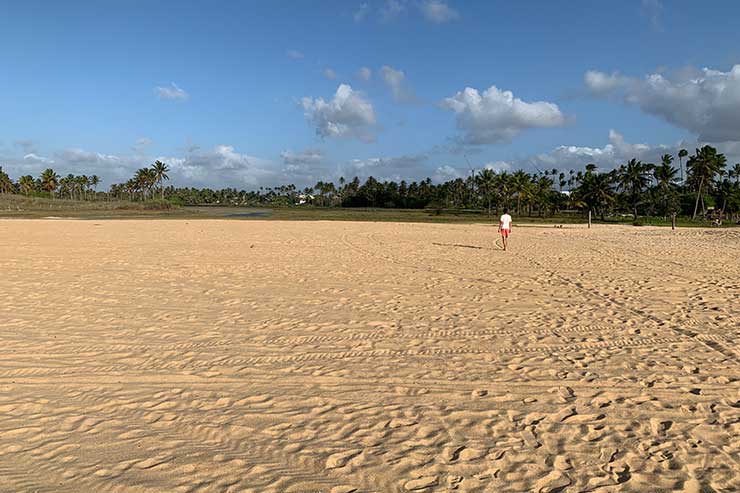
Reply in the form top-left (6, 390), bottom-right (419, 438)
top-left (432, 242), bottom-right (485, 250)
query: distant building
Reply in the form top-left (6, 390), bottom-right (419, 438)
top-left (296, 193), bottom-right (314, 205)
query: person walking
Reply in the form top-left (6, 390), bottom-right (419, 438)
top-left (498, 208), bottom-right (512, 251)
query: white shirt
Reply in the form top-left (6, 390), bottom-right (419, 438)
top-left (500, 214), bottom-right (512, 230)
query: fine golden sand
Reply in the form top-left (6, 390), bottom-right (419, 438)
top-left (1, 219), bottom-right (739, 492)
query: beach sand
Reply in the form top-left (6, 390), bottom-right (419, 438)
top-left (1, 219), bottom-right (738, 492)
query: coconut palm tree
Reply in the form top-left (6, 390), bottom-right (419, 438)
top-left (134, 168), bottom-right (157, 200)
top-left (0, 167), bottom-right (13, 194)
top-left (730, 163), bottom-right (740, 185)
top-left (78, 175), bottom-right (90, 200)
top-left (678, 148), bottom-right (688, 184)
top-left (151, 160), bottom-right (170, 199)
top-left (687, 145), bottom-right (726, 219)
top-left (577, 170), bottom-right (615, 220)
top-left (533, 174), bottom-right (554, 216)
top-left (90, 175), bottom-right (100, 200)
top-left (616, 158), bottom-right (653, 221)
top-left (653, 160), bottom-right (679, 218)
top-left (40, 168), bottom-right (59, 197)
top-left (510, 170), bottom-right (530, 214)
top-left (18, 175), bottom-right (35, 195)
top-left (476, 168), bottom-right (497, 213)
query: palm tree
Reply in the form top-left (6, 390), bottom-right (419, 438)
top-left (730, 163), bottom-right (740, 185)
top-left (533, 174), bottom-right (554, 216)
top-left (19, 175), bottom-right (35, 195)
top-left (510, 170), bottom-right (530, 214)
top-left (151, 160), bottom-right (170, 200)
top-left (90, 175), bottom-right (100, 200)
top-left (134, 168), bottom-right (157, 200)
top-left (577, 171), bottom-right (615, 220)
top-left (616, 158), bottom-right (653, 221)
top-left (687, 145), bottom-right (726, 219)
top-left (40, 168), bottom-right (59, 197)
top-left (653, 160), bottom-right (679, 218)
top-left (476, 168), bottom-right (497, 213)
top-left (678, 148), bottom-right (688, 184)
top-left (0, 167), bottom-right (13, 194)
top-left (78, 175), bottom-right (90, 200)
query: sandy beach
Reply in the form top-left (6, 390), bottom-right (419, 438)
top-left (1, 219), bottom-right (738, 492)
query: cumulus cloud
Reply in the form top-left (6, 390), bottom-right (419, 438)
top-left (419, 0), bottom-right (459, 23)
top-left (356, 67), bottom-right (372, 81)
top-left (584, 71), bottom-right (629, 95)
top-left (440, 85), bottom-right (566, 144)
top-left (301, 84), bottom-right (377, 142)
top-left (380, 65), bottom-right (416, 103)
top-left (165, 145), bottom-right (277, 187)
top-left (432, 164), bottom-right (462, 182)
top-left (281, 149), bottom-right (324, 165)
top-left (483, 161), bottom-right (511, 172)
top-left (531, 130), bottom-right (671, 173)
top-left (57, 148), bottom-right (124, 167)
top-left (324, 68), bottom-right (337, 80)
top-left (155, 82), bottom-right (189, 101)
top-left (585, 65), bottom-right (740, 142)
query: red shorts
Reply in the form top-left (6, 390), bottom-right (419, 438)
top-left (500, 229), bottom-right (511, 238)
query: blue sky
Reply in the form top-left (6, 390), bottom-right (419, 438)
top-left (2, 0), bottom-right (740, 188)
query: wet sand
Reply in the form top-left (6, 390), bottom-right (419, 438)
top-left (1, 220), bottom-right (738, 492)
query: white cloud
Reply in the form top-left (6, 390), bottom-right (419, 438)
top-left (281, 149), bottom-right (324, 165)
top-left (532, 129), bottom-right (670, 171)
top-left (440, 85), bottom-right (566, 144)
top-left (585, 65), bottom-right (740, 142)
top-left (432, 164), bottom-right (462, 182)
top-left (356, 67), bottom-right (372, 81)
top-left (419, 0), bottom-right (459, 23)
top-left (380, 65), bottom-right (415, 103)
top-left (483, 161), bottom-right (511, 172)
top-left (324, 68), bottom-right (337, 80)
top-left (57, 148), bottom-right (123, 167)
top-left (584, 70), bottom-right (628, 95)
top-left (347, 154), bottom-right (426, 171)
top-left (155, 82), bottom-right (189, 101)
top-left (166, 145), bottom-right (276, 187)
top-left (301, 84), bottom-right (377, 142)
top-left (22, 153), bottom-right (54, 165)
top-left (354, 2), bottom-right (370, 21)
top-left (287, 49), bottom-right (304, 60)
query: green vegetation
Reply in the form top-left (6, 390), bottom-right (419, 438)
top-left (1, 145), bottom-right (738, 225)
top-left (0, 194), bottom-right (179, 218)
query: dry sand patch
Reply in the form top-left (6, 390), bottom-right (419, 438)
top-left (0, 220), bottom-right (738, 492)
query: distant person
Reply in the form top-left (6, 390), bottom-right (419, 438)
top-left (498, 208), bottom-right (512, 251)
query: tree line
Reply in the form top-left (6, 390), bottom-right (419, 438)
top-left (2, 146), bottom-right (739, 221)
